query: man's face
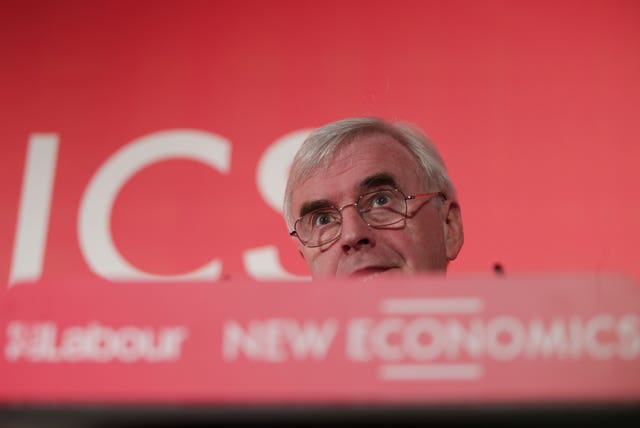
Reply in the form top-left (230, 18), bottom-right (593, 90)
top-left (290, 134), bottom-right (463, 280)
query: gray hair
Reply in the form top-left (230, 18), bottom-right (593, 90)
top-left (283, 117), bottom-right (456, 229)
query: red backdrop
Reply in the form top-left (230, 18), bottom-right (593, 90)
top-left (1, 0), bottom-right (639, 287)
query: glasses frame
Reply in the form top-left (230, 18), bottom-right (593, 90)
top-left (289, 188), bottom-right (446, 248)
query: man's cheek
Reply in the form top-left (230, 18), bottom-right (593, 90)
top-left (315, 254), bottom-right (339, 278)
top-left (297, 244), bottom-right (307, 260)
top-left (303, 250), bottom-right (324, 277)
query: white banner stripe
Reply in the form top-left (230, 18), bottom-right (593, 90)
top-left (9, 134), bottom-right (59, 286)
top-left (380, 298), bottom-right (484, 314)
top-left (379, 364), bottom-right (484, 381)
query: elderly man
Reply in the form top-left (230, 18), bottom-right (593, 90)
top-left (284, 117), bottom-right (464, 280)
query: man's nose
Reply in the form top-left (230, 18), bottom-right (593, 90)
top-left (339, 205), bottom-right (374, 252)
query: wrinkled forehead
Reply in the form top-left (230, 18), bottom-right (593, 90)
top-left (313, 133), bottom-right (421, 175)
top-left (290, 135), bottom-right (426, 212)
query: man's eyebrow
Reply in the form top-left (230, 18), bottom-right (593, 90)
top-left (297, 174), bottom-right (397, 220)
top-left (360, 173), bottom-right (397, 190)
top-left (298, 199), bottom-right (333, 219)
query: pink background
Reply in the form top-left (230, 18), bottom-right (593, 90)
top-left (1, 0), bottom-right (639, 285)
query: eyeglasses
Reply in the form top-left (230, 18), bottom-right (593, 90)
top-left (290, 188), bottom-right (446, 248)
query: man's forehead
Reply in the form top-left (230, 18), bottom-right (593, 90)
top-left (291, 135), bottom-right (423, 211)
top-left (319, 134), bottom-right (414, 176)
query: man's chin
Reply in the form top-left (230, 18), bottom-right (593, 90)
top-left (350, 267), bottom-right (402, 282)
top-left (312, 267), bottom-right (405, 282)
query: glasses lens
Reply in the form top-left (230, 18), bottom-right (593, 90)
top-left (294, 189), bottom-right (408, 247)
top-left (296, 207), bottom-right (342, 247)
top-left (359, 189), bottom-right (407, 226)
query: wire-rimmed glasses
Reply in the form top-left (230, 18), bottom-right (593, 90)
top-left (290, 188), bottom-right (445, 247)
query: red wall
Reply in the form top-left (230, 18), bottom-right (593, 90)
top-left (1, 0), bottom-right (639, 286)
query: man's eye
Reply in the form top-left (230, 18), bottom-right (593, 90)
top-left (312, 211), bottom-right (337, 227)
top-left (371, 193), bottom-right (392, 207)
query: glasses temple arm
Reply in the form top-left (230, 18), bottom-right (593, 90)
top-left (407, 192), bottom-right (447, 201)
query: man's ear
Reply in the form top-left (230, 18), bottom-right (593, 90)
top-left (442, 200), bottom-right (464, 261)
